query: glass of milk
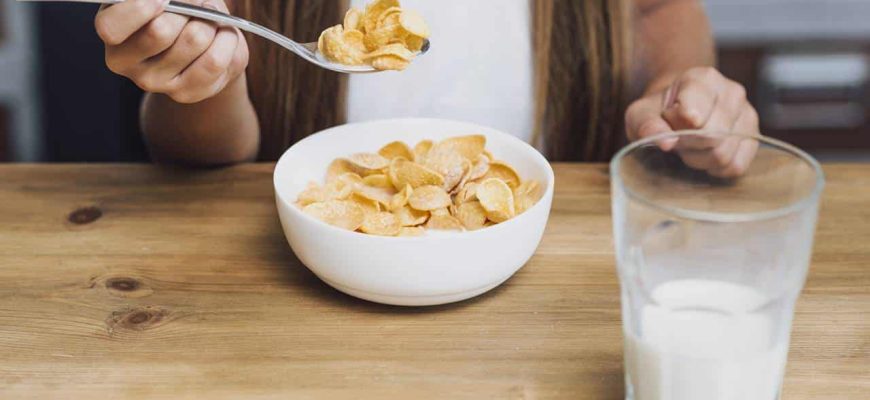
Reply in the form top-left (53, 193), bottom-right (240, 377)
top-left (610, 131), bottom-right (824, 400)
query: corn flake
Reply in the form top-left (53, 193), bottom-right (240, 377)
top-left (298, 134), bottom-right (542, 236)
top-left (344, 7), bottom-right (364, 31)
top-left (326, 159), bottom-right (356, 182)
top-left (378, 141), bottom-right (414, 161)
top-left (514, 180), bottom-right (543, 215)
top-left (413, 140), bottom-right (433, 161)
top-left (371, 56), bottom-right (410, 71)
top-left (399, 10), bottom-right (430, 38)
top-left (360, 211), bottom-right (402, 236)
top-left (480, 161), bottom-right (521, 188)
top-left (422, 147), bottom-right (468, 192)
top-left (355, 184), bottom-right (396, 208)
top-left (426, 214), bottom-right (464, 231)
top-left (363, 0), bottom-right (400, 34)
top-left (408, 185), bottom-right (452, 211)
top-left (431, 208), bottom-right (450, 217)
top-left (317, 25), bottom-right (367, 66)
top-left (363, 174), bottom-right (392, 189)
top-left (389, 158), bottom-right (445, 190)
top-left (398, 226), bottom-right (426, 237)
top-left (393, 205), bottom-right (429, 227)
top-left (303, 200), bottom-right (366, 231)
top-left (319, 0), bottom-right (427, 71)
top-left (389, 184), bottom-right (413, 211)
top-left (456, 201), bottom-right (488, 230)
top-left (434, 135), bottom-right (486, 161)
top-left (454, 182), bottom-right (480, 205)
top-left (350, 193), bottom-right (381, 216)
top-left (477, 178), bottom-right (515, 223)
top-left (347, 152), bottom-right (390, 172)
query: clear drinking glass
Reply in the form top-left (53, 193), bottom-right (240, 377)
top-left (610, 131), bottom-right (824, 400)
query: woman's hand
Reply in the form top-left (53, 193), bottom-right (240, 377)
top-left (625, 67), bottom-right (760, 178)
top-left (95, 0), bottom-right (249, 104)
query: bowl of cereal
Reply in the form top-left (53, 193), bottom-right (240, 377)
top-left (274, 118), bottom-right (554, 306)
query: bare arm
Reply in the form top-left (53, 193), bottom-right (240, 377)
top-left (625, 0), bottom-right (760, 177)
top-left (635, 0), bottom-right (715, 93)
top-left (95, 0), bottom-right (259, 166)
top-left (141, 72), bottom-right (259, 165)
top-left (139, 0), bottom-right (259, 166)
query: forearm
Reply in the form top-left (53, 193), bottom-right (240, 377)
top-left (141, 75), bottom-right (260, 166)
top-left (636, 0), bottom-right (715, 93)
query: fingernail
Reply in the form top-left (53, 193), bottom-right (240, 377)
top-left (662, 82), bottom-right (679, 110)
top-left (202, 1), bottom-right (218, 9)
top-left (661, 86), bottom-right (673, 110)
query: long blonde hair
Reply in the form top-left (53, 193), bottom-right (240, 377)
top-left (238, 0), bottom-right (632, 162)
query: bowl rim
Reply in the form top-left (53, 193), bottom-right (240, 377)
top-left (273, 118), bottom-right (556, 242)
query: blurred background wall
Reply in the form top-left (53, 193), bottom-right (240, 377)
top-left (0, 0), bottom-right (868, 162)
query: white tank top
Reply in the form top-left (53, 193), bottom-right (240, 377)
top-left (347, 0), bottom-right (535, 142)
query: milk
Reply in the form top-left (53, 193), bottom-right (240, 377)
top-left (624, 279), bottom-right (789, 400)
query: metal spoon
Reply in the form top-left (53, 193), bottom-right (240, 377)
top-left (19, 0), bottom-right (430, 74)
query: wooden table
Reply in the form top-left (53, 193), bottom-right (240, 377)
top-left (1, 164), bottom-right (867, 399)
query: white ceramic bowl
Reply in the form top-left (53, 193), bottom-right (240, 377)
top-left (274, 118), bottom-right (555, 306)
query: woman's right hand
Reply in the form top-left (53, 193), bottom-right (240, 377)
top-left (95, 0), bottom-right (249, 104)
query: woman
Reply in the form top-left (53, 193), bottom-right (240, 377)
top-left (94, 0), bottom-right (758, 177)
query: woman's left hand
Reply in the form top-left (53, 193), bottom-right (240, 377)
top-left (625, 67), bottom-right (760, 178)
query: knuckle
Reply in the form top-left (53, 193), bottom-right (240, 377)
top-left (104, 54), bottom-right (122, 74)
top-left (678, 79), bottom-right (712, 101)
top-left (135, 71), bottom-right (172, 93)
top-left (235, 46), bottom-right (250, 70)
top-left (144, 19), bottom-right (176, 49)
top-left (132, 0), bottom-right (159, 16)
top-left (625, 100), bottom-right (643, 117)
top-left (687, 66), bottom-right (720, 82)
top-left (731, 83), bottom-right (747, 101)
top-left (744, 105), bottom-right (760, 127)
top-left (677, 105), bottom-right (703, 127)
top-left (182, 23), bottom-right (214, 50)
top-left (200, 51), bottom-right (229, 76)
top-left (701, 66), bottom-right (721, 80)
top-left (167, 89), bottom-right (192, 104)
top-left (136, 75), bottom-right (161, 93)
top-left (711, 145), bottom-right (733, 166)
top-left (161, 78), bottom-right (182, 93)
top-left (170, 90), bottom-right (203, 105)
top-left (95, 17), bottom-right (121, 45)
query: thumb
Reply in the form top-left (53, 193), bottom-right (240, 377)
top-left (625, 95), bottom-right (677, 151)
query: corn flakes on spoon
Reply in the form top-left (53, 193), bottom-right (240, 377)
top-left (19, 0), bottom-right (430, 74)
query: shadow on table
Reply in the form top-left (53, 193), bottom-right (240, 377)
top-left (262, 224), bottom-right (514, 315)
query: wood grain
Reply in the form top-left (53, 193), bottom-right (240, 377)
top-left (0, 164), bottom-right (867, 399)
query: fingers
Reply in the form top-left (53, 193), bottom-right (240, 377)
top-left (709, 105), bottom-right (760, 177)
top-left (97, 0), bottom-right (248, 103)
top-left (677, 136), bottom-right (741, 171)
top-left (625, 94), bottom-right (678, 151)
top-left (140, 18), bottom-right (218, 88)
top-left (95, 0), bottom-right (169, 46)
top-left (105, 12), bottom-right (190, 73)
top-left (172, 24), bottom-right (240, 103)
top-left (663, 76), bottom-right (718, 130)
top-left (649, 67), bottom-right (757, 176)
top-left (627, 66), bottom-right (761, 177)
